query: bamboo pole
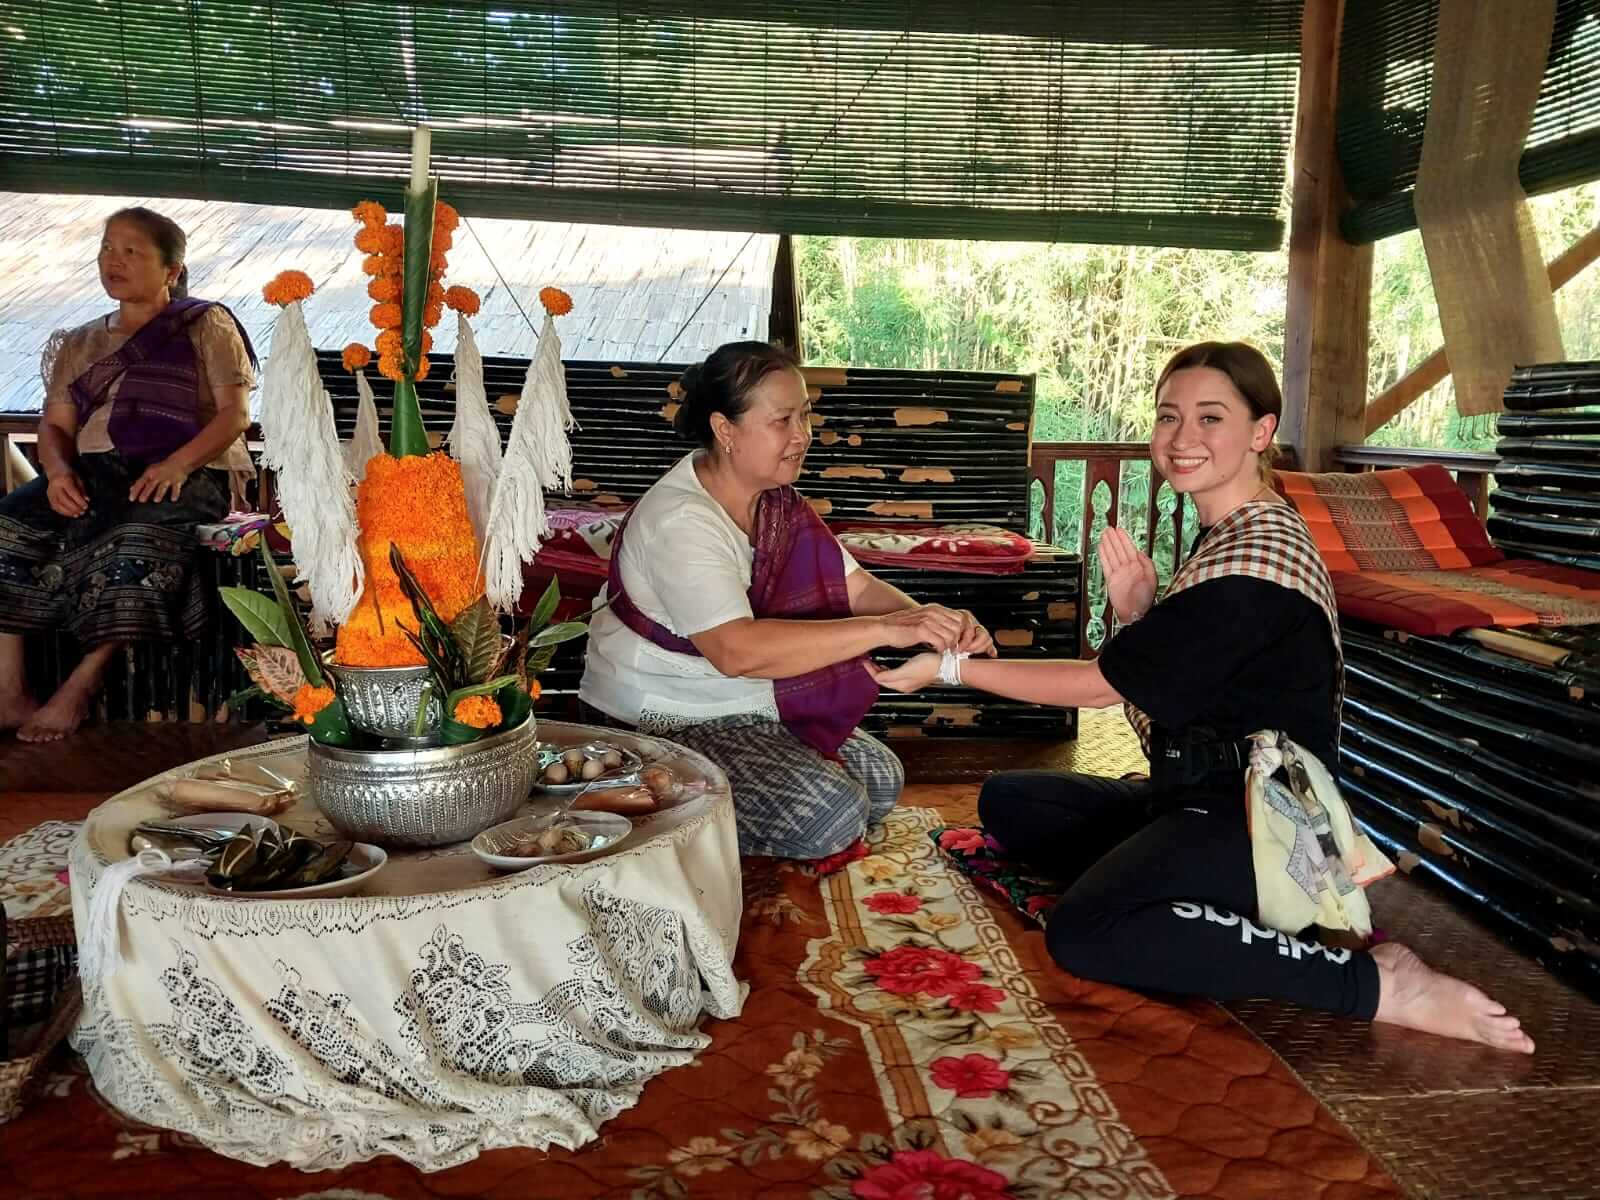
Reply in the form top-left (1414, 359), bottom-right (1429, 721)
top-left (1364, 221), bottom-right (1600, 436)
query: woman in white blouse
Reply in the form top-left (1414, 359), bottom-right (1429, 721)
top-left (581, 341), bottom-right (992, 858)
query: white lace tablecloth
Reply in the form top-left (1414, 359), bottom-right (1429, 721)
top-left (67, 721), bottom-right (745, 1172)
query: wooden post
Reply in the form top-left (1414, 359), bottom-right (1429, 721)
top-left (1280, 0), bottom-right (1373, 472)
top-left (768, 233), bottom-right (803, 352)
top-left (1364, 220), bottom-right (1600, 435)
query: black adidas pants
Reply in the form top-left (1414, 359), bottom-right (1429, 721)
top-left (979, 770), bottom-right (1380, 1019)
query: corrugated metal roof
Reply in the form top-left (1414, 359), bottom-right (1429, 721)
top-left (0, 191), bottom-right (776, 413)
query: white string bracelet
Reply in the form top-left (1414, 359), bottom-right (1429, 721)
top-left (938, 648), bottom-right (972, 687)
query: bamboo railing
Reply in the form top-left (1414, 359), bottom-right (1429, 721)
top-left (1027, 440), bottom-right (1500, 656)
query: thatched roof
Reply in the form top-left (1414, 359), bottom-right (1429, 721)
top-left (0, 192), bottom-right (776, 414)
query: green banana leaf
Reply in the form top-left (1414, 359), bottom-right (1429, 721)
top-left (219, 587), bottom-right (291, 647)
top-left (259, 545), bottom-right (324, 687)
top-left (389, 177), bottom-right (437, 459)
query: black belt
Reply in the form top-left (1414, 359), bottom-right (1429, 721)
top-left (1150, 727), bottom-right (1252, 789)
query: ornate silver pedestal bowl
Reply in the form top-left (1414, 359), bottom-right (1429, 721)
top-left (307, 715), bottom-right (540, 848)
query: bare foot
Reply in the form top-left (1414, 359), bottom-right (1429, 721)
top-left (1372, 942), bottom-right (1535, 1054)
top-left (0, 694), bottom-right (39, 731)
top-left (17, 686), bottom-right (94, 743)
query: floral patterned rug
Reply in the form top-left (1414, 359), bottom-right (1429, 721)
top-left (0, 801), bottom-right (1397, 1200)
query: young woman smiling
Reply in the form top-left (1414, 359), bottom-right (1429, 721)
top-left (871, 341), bottom-right (1533, 1055)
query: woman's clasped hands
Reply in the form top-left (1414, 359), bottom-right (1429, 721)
top-left (867, 604), bottom-right (995, 693)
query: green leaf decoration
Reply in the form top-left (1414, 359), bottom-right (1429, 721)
top-left (219, 587), bottom-right (291, 648)
top-left (389, 377), bottom-right (430, 460)
top-left (390, 544), bottom-right (464, 688)
top-left (451, 597), bottom-right (503, 685)
top-left (398, 621), bottom-right (457, 691)
top-left (527, 643), bottom-right (558, 677)
top-left (389, 177), bottom-right (437, 459)
top-left (444, 674), bottom-right (519, 713)
top-left (225, 684), bottom-right (289, 712)
top-left (305, 695), bottom-right (353, 746)
top-left (412, 680), bottom-right (435, 737)
top-left (260, 545), bottom-right (324, 687)
top-left (528, 576), bottom-right (562, 632)
top-left (497, 680), bottom-right (533, 729)
top-left (438, 715), bottom-right (485, 745)
top-left (235, 645), bottom-right (306, 705)
top-left (529, 620), bottom-right (589, 648)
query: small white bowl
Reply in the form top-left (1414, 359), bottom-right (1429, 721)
top-left (472, 811), bottom-right (633, 872)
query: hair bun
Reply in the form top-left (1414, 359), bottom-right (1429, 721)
top-left (672, 364), bottom-right (707, 442)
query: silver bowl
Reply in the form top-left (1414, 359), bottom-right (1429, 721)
top-left (307, 715), bottom-right (540, 848)
top-left (324, 661), bottom-right (440, 737)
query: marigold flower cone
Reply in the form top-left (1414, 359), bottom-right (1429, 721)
top-left (334, 452), bottom-right (485, 667)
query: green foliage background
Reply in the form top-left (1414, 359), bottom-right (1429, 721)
top-left (796, 183), bottom-right (1600, 453)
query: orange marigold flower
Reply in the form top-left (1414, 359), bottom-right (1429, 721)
top-left (426, 280), bottom-right (445, 306)
top-left (453, 695), bottom-right (502, 729)
top-left (263, 270), bottom-right (315, 307)
top-left (352, 200), bottom-right (387, 229)
top-left (433, 200), bottom-right (461, 232)
top-left (413, 355), bottom-right (431, 381)
top-left (539, 286), bottom-right (573, 316)
top-left (428, 249), bottom-right (449, 276)
top-left (377, 349), bottom-right (406, 382)
top-left (341, 342), bottom-right (372, 372)
top-left (362, 253), bottom-right (402, 279)
top-left (433, 227), bottom-right (454, 253)
top-left (375, 328), bottom-right (403, 355)
top-left (423, 300), bottom-right (444, 328)
top-left (526, 678), bottom-right (541, 700)
top-left (292, 683), bottom-right (336, 725)
top-left (353, 225), bottom-right (385, 254)
top-left (420, 329), bottom-right (433, 354)
top-left (334, 452), bottom-right (485, 668)
top-left (444, 285), bottom-right (481, 316)
top-left (367, 276), bottom-right (402, 303)
top-left (379, 224), bottom-right (405, 257)
top-left (370, 302), bottom-right (403, 331)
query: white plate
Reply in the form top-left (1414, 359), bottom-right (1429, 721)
top-left (206, 841), bottom-right (388, 900)
top-left (472, 811), bottom-right (633, 872)
top-left (532, 742), bottom-right (643, 796)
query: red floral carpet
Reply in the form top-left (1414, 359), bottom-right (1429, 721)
top-left (0, 799), bottom-right (1396, 1200)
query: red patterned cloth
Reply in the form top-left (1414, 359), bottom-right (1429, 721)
top-left (1277, 467), bottom-right (1600, 635)
top-left (830, 522), bottom-right (1035, 574)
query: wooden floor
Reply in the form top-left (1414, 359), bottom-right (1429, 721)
top-left (3, 715), bottom-right (1598, 1198)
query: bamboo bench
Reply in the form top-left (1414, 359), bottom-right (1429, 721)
top-left (20, 354), bottom-right (1083, 741)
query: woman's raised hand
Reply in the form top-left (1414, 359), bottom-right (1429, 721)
top-left (877, 603), bottom-right (966, 651)
top-left (45, 470), bottom-right (89, 518)
top-left (1098, 525), bottom-right (1157, 623)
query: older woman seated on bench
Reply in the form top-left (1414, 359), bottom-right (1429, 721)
top-left (580, 341), bottom-right (992, 859)
top-left (0, 207), bottom-right (255, 742)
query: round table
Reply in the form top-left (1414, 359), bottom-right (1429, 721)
top-left (67, 720), bottom-right (745, 1172)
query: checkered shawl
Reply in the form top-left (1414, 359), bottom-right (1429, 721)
top-left (1123, 499), bottom-right (1343, 757)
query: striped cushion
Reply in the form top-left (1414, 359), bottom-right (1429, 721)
top-left (1275, 465), bottom-right (1501, 572)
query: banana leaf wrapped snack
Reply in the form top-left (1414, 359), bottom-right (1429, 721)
top-left (204, 825), bottom-right (353, 892)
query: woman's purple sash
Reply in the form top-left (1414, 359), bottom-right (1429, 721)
top-left (69, 298), bottom-right (256, 465)
top-left (606, 483), bottom-right (879, 757)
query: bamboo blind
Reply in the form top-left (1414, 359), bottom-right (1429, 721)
top-left (0, 0), bottom-right (1299, 249)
